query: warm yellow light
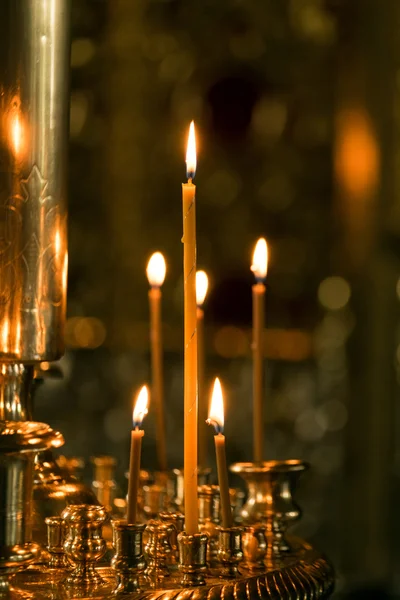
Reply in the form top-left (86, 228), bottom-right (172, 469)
top-left (208, 377), bottom-right (224, 433)
top-left (55, 229), bottom-right (61, 258)
top-left (14, 320), bottom-right (21, 355)
top-left (251, 238), bottom-right (268, 280)
top-left (11, 114), bottom-right (22, 155)
top-left (146, 252), bottom-right (166, 287)
top-left (186, 121), bottom-right (197, 180)
top-left (196, 270), bottom-right (209, 307)
top-left (132, 385), bottom-right (149, 428)
top-left (1, 319), bottom-right (9, 351)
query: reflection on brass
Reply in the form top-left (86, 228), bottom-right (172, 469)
top-left (241, 525), bottom-right (267, 570)
top-left (0, 363), bottom-right (33, 420)
top-left (0, 0), bottom-right (70, 362)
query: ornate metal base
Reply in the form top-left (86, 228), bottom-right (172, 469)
top-left (12, 537), bottom-right (334, 599)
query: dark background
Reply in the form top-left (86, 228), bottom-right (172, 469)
top-left (34, 0), bottom-right (400, 597)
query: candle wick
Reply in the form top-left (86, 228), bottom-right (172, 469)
top-left (187, 177), bottom-right (192, 184)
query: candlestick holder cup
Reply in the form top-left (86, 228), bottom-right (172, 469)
top-left (159, 512), bottom-right (185, 565)
top-left (217, 527), bottom-right (243, 578)
top-left (198, 485), bottom-right (220, 565)
top-left (62, 505), bottom-right (107, 587)
top-left (111, 520), bottom-right (146, 594)
top-left (177, 532), bottom-right (208, 587)
top-left (144, 520), bottom-right (173, 584)
top-left (230, 460), bottom-right (307, 557)
top-left (45, 517), bottom-right (69, 570)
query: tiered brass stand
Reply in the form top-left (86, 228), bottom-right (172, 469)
top-left (0, 2), bottom-right (334, 599)
top-left (11, 460), bottom-right (334, 600)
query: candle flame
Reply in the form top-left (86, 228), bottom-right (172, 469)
top-left (196, 270), bottom-right (209, 307)
top-left (146, 252), bottom-right (166, 287)
top-left (186, 121), bottom-right (197, 181)
top-left (251, 238), bottom-right (268, 281)
top-left (132, 385), bottom-right (149, 429)
top-left (207, 377), bottom-right (224, 434)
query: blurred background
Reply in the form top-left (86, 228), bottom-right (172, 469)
top-left (34, 0), bottom-right (400, 597)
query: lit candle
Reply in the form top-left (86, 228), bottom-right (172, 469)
top-left (207, 377), bottom-right (233, 528)
top-left (251, 238), bottom-right (268, 462)
top-left (127, 385), bottom-right (149, 524)
top-left (146, 252), bottom-right (167, 472)
top-left (182, 121), bottom-right (198, 534)
top-left (196, 270), bottom-right (209, 467)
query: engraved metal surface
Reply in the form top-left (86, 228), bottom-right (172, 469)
top-left (0, 0), bottom-right (71, 362)
top-left (12, 537), bottom-right (334, 599)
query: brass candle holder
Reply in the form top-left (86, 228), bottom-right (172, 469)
top-left (112, 520), bottom-right (147, 594)
top-left (217, 527), bottom-right (243, 578)
top-left (62, 505), bottom-right (108, 587)
top-left (45, 517), bottom-right (69, 570)
top-left (177, 531), bottom-right (208, 587)
top-left (230, 459), bottom-right (307, 558)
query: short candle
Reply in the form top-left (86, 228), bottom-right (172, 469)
top-left (127, 385), bottom-right (149, 524)
top-left (207, 377), bottom-right (233, 528)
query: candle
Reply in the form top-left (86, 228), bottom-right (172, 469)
top-left (196, 270), bottom-right (209, 467)
top-left (182, 121), bottom-right (199, 534)
top-left (251, 238), bottom-right (268, 463)
top-left (207, 377), bottom-right (233, 528)
top-left (146, 252), bottom-right (167, 472)
top-left (127, 385), bottom-right (149, 524)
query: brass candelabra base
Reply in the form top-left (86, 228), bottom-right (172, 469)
top-left (13, 536), bottom-right (333, 600)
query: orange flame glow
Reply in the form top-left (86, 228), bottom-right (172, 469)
top-left (251, 238), bottom-right (268, 281)
top-left (186, 121), bottom-right (197, 180)
top-left (11, 114), bottom-right (22, 155)
top-left (1, 319), bottom-right (9, 352)
top-left (196, 270), bottom-right (209, 307)
top-left (132, 385), bottom-right (149, 428)
top-left (207, 377), bottom-right (224, 433)
top-left (146, 252), bottom-right (166, 287)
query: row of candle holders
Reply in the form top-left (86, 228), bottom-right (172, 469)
top-left (32, 459), bottom-right (315, 594)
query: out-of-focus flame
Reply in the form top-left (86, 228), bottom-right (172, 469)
top-left (196, 270), bottom-right (209, 307)
top-left (146, 252), bottom-right (166, 287)
top-left (251, 238), bottom-right (268, 281)
top-left (132, 385), bottom-right (149, 428)
top-left (207, 377), bottom-right (224, 434)
top-left (186, 121), bottom-right (196, 180)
